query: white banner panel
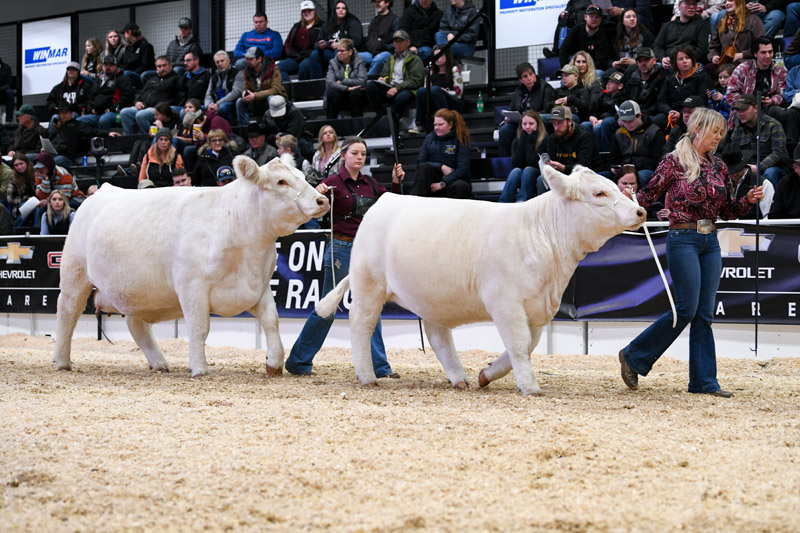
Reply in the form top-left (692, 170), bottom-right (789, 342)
top-left (22, 17), bottom-right (72, 96)
top-left (495, 0), bottom-right (567, 50)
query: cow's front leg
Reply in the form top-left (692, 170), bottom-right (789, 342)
top-left (179, 292), bottom-right (211, 377)
top-left (424, 321), bottom-right (469, 389)
top-left (479, 324), bottom-right (543, 389)
top-left (492, 314), bottom-right (541, 396)
top-left (126, 316), bottom-right (169, 372)
top-left (251, 289), bottom-right (285, 376)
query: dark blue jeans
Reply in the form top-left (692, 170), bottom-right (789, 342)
top-left (285, 238), bottom-right (394, 377)
top-left (365, 81), bottom-right (415, 119)
top-left (306, 49), bottom-right (335, 79)
top-left (499, 166), bottom-right (538, 202)
top-left (415, 86), bottom-right (464, 129)
top-left (622, 229), bottom-right (724, 393)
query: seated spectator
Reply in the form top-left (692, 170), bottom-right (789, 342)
top-left (619, 47), bottom-right (668, 128)
top-left (105, 29), bottom-right (127, 66)
top-left (410, 45), bottom-right (464, 134)
top-left (120, 56), bottom-right (181, 134)
top-left (707, 0), bottom-right (764, 72)
top-left (559, 4), bottom-right (610, 69)
top-left (365, 30), bottom-right (424, 129)
top-left (360, 0), bottom-right (400, 77)
top-left (281, 1), bottom-right (323, 82)
top-left (325, 38), bottom-right (368, 119)
top-left (537, 105), bottom-right (605, 195)
top-left (178, 99), bottom-right (233, 171)
top-left (782, 65), bottom-right (800, 151)
top-left (657, 44), bottom-right (713, 127)
top-left (86, 184), bottom-right (98, 196)
top-left (308, 1), bottom-right (364, 79)
top-left (543, 0), bottom-right (592, 59)
top-left (653, 0), bottom-right (710, 70)
top-left (7, 153), bottom-right (37, 227)
top-left (591, 70), bottom-right (627, 153)
top-left (80, 38), bottom-right (103, 84)
top-left (180, 51), bottom-right (211, 106)
top-left (570, 50), bottom-right (603, 130)
top-left (768, 143), bottom-right (800, 218)
top-left (498, 110), bottom-right (547, 203)
top-left (235, 47), bottom-right (286, 128)
top-left (708, 63), bottom-right (734, 119)
top-left (727, 92), bottom-right (790, 188)
top-left (0, 158), bottom-right (11, 205)
top-left (710, 0), bottom-right (786, 39)
top-left (277, 134), bottom-right (314, 179)
top-left (172, 167), bottom-right (192, 186)
top-left (609, 100), bottom-right (666, 187)
top-left (664, 94), bottom-right (706, 155)
top-left (40, 190), bottom-right (74, 235)
top-left (0, 56), bottom-right (16, 123)
top-left (45, 62), bottom-right (90, 127)
top-left (205, 50), bottom-right (243, 127)
top-left (233, 11), bottom-right (284, 70)
top-left (166, 18), bottom-right (203, 79)
top-left (139, 128), bottom-right (185, 187)
top-left (614, 164), bottom-right (668, 220)
top-left (398, 0), bottom-right (443, 62)
top-left (602, 1), bottom-right (655, 38)
top-left (79, 55), bottom-right (135, 131)
top-left (152, 102), bottom-right (180, 132)
top-left (609, 8), bottom-right (655, 71)
top-left (262, 95), bottom-right (313, 159)
top-left (410, 108), bottom-right (471, 198)
top-left (216, 165), bottom-right (236, 186)
top-left (193, 129), bottom-right (236, 187)
top-left (312, 124), bottom-right (343, 177)
top-left (672, 0), bottom-right (725, 26)
top-left (726, 37), bottom-right (788, 129)
top-left (7, 105), bottom-right (48, 158)
top-left (32, 152), bottom-right (83, 229)
top-left (553, 64), bottom-right (590, 122)
top-left (119, 22), bottom-right (156, 89)
top-left (243, 123), bottom-right (278, 166)
top-left (720, 144), bottom-right (774, 218)
top-left (49, 102), bottom-right (120, 169)
top-left (786, 29), bottom-right (800, 73)
top-left (436, 0), bottom-right (480, 60)
top-left (138, 178), bottom-right (156, 189)
top-left (496, 62), bottom-right (555, 157)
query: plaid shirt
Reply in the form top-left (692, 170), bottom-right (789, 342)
top-left (726, 59), bottom-right (787, 114)
top-left (727, 114), bottom-right (790, 173)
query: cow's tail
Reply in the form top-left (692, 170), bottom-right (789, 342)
top-left (315, 276), bottom-right (350, 319)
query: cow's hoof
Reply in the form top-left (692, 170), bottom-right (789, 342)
top-left (152, 365), bottom-right (170, 373)
top-left (266, 364), bottom-right (283, 377)
top-left (478, 369), bottom-right (490, 388)
top-left (520, 386), bottom-right (543, 397)
top-left (190, 368), bottom-right (209, 378)
top-left (360, 381), bottom-right (378, 388)
top-left (453, 381), bottom-right (469, 390)
top-left (55, 362), bottom-right (72, 371)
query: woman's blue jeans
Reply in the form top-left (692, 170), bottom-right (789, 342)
top-left (285, 238), bottom-right (393, 377)
top-left (306, 49), bottom-right (335, 79)
top-left (499, 166), bottom-right (539, 202)
top-left (434, 32), bottom-right (475, 58)
top-left (622, 229), bottom-right (723, 393)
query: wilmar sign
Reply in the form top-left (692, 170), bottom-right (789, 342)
top-left (495, 0), bottom-right (567, 49)
top-left (22, 17), bottom-right (72, 96)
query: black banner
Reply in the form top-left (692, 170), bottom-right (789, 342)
top-left (3, 223), bottom-right (799, 324)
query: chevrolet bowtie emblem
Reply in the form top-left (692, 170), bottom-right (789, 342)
top-left (0, 242), bottom-right (35, 264)
top-left (717, 228), bottom-right (773, 258)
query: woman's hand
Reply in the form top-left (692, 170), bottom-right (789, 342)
top-left (668, 109), bottom-right (680, 124)
top-left (657, 208), bottom-right (670, 220)
top-left (746, 185), bottom-right (764, 204)
top-left (711, 91), bottom-right (723, 102)
top-left (711, 55), bottom-right (720, 64)
top-left (621, 187), bottom-right (633, 200)
top-left (391, 163), bottom-right (404, 183)
top-left (441, 164), bottom-right (453, 176)
top-left (153, 119), bottom-right (163, 128)
top-left (316, 183), bottom-right (330, 194)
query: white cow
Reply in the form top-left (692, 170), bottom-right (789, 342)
top-left (54, 155), bottom-right (328, 377)
top-left (316, 164), bottom-right (646, 395)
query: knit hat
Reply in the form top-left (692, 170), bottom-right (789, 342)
top-left (137, 179), bottom-right (156, 189)
top-left (33, 152), bottom-right (55, 175)
top-left (154, 128), bottom-right (173, 142)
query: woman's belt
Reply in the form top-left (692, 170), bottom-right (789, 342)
top-left (670, 220), bottom-right (716, 234)
top-left (332, 232), bottom-right (355, 242)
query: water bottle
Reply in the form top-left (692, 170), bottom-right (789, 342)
top-left (477, 91), bottom-right (484, 113)
top-left (775, 51), bottom-right (784, 69)
top-left (82, 156), bottom-right (88, 166)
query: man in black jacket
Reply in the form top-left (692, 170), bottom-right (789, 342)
top-left (77, 55), bottom-right (135, 131)
top-left (498, 62), bottom-right (556, 156)
top-left (49, 103), bottom-right (120, 169)
top-left (179, 51), bottom-right (211, 106)
top-left (652, 0), bottom-right (709, 69)
top-left (558, 4), bottom-right (610, 69)
top-left (398, 0), bottom-right (443, 62)
top-left (620, 47), bottom-right (668, 128)
top-left (120, 56), bottom-right (181, 134)
top-left (609, 100), bottom-right (665, 187)
top-left (6, 105), bottom-right (48, 158)
top-left (361, 0), bottom-right (399, 77)
top-left (261, 96), bottom-right (313, 160)
top-left (120, 22), bottom-right (156, 89)
top-left (769, 143), bottom-right (800, 219)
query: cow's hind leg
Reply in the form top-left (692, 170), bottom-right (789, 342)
top-left (126, 317), bottom-right (169, 372)
top-left (424, 321), bottom-right (469, 389)
top-left (479, 325), bottom-right (543, 388)
top-left (54, 269), bottom-right (94, 371)
top-left (177, 291), bottom-right (211, 377)
top-left (348, 280), bottom-right (386, 387)
top-left (490, 313), bottom-right (542, 396)
top-left (251, 289), bottom-right (285, 376)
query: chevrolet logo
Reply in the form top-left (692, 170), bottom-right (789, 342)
top-left (0, 242), bottom-right (35, 264)
top-left (718, 228), bottom-right (773, 258)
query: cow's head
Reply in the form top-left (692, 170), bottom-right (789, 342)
top-left (233, 154), bottom-right (329, 233)
top-left (541, 164), bottom-right (645, 245)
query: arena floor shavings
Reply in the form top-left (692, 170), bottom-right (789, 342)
top-left (1, 333), bottom-right (799, 531)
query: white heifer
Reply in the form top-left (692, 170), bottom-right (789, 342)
top-left (55, 155), bottom-right (328, 377)
top-left (317, 164), bottom-right (645, 395)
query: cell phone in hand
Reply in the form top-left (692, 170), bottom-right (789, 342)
top-left (540, 153), bottom-right (551, 164)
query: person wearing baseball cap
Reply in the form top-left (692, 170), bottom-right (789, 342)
top-left (164, 16), bottom-right (203, 78)
top-left (664, 94), bottom-right (707, 154)
top-left (77, 54), bottom-right (136, 131)
top-left (592, 71), bottom-right (627, 152)
top-left (233, 11), bottom-right (284, 70)
top-left (50, 100), bottom-right (120, 169)
top-left (729, 91), bottom-right (790, 189)
top-left (120, 22), bottom-right (156, 89)
top-left (768, 142), bottom-right (800, 219)
top-left (611, 100), bottom-right (665, 187)
top-left (720, 144), bottom-right (773, 219)
top-left (262, 95), bottom-right (314, 160)
top-left (45, 61), bottom-right (90, 125)
top-left (552, 64), bottom-right (589, 121)
top-left (8, 105), bottom-right (48, 158)
top-left (557, 4), bottom-right (611, 71)
top-left (536, 105), bottom-right (605, 195)
top-left (236, 42), bottom-right (287, 128)
top-left (278, 1), bottom-right (323, 82)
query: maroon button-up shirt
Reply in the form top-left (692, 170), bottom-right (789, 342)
top-left (323, 167), bottom-right (401, 238)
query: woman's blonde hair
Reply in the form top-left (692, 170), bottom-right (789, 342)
top-left (317, 124), bottom-right (340, 157)
top-left (570, 51), bottom-right (598, 88)
top-left (717, 0), bottom-right (747, 35)
top-left (674, 107), bottom-right (726, 183)
top-left (46, 190), bottom-right (71, 230)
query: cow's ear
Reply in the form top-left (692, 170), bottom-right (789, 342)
top-left (234, 155), bottom-right (261, 183)
top-left (542, 163), bottom-right (579, 200)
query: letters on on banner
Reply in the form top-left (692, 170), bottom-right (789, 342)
top-left (2, 224), bottom-right (799, 324)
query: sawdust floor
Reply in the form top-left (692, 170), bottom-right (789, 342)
top-left (1, 332), bottom-right (799, 532)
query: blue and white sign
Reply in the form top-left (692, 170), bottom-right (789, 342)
top-left (495, 0), bottom-right (567, 49)
top-left (22, 17), bottom-right (72, 96)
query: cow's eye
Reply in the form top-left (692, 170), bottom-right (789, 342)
top-left (594, 191), bottom-right (606, 197)
top-left (277, 179), bottom-right (287, 186)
